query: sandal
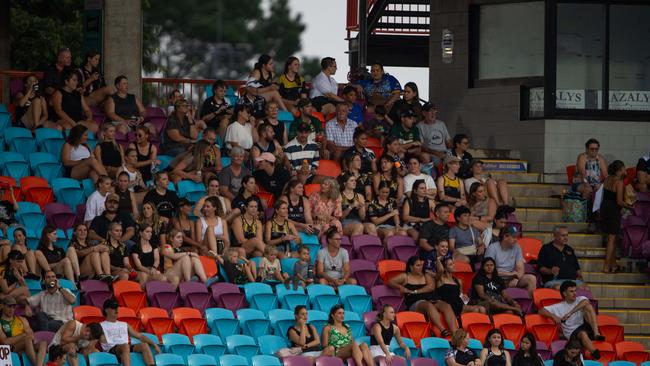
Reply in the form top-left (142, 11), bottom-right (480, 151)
top-left (440, 329), bottom-right (451, 338)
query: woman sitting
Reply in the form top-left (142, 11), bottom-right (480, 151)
top-left (277, 57), bottom-right (308, 115)
top-left (489, 209), bottom-right (510, 246)
top-left (402, 179), bottom-right (435, 240)
top-left (102, 222), bottom-right (134, 281)
top-left (283, 305), bottom-right (332, 361)
top-left (104, 75), bottom-right (149, 135)
top-left (0, 228), bottom-right (36, 275)
top-left (279, 180), bottom-right (315, 235)
top-left (195, 196), bottom-right (231, 256)
top-left (13, 74), bottom-right (58, 130)
top-left (368, 181), bottom-right (407, 240)
top-left (341, 153), bottom-right (373, 201)
top-left (467, 182), bottom-right (497, 233)
top-left (437, 156), bottom-right (467, 207)
top-left (435, 256), bottom-right (487, 316)
top-left (370, 305), bottom-right (411, 362)
top-left (512, 333), bottom-right (544, 366)
top-left (264, 200), bottom-right (301, 259)
top-left (373, 154), bottom-right (403, 203)
top-left (232, 175), bottom-right (265, 217)
top-left (552, 340), bottom-right (583, 366)
top-left (445, 329), bottom-right (482, 366)
top-left (69, 223), bottom-right (112, 281)
top-left (572, 138), bottom-right (607, 200)
top-left (465, 160), bottom-right (509, 206)
top-left (61, 124), bottom-right (107, 181)
top-left (169, 140), bottom-right (212, 184)
top-left (194, 176), bottom-right (235, 223)
top-left (52, 68), bottom-right (98, 133)
top-left (114, 172), bottom-right (138, 218)
top-left (321, 304), bottom-right (374, 366)
top-left (117, 149), bottom-right (147, 195)
top-left (246, 54), bottom-right (288, 111)
top-left (170, 198), bottom-right (202, 251)
top-left (339, 173), bottom-right (377, 237)
top-left (131, 224), bottom-right (166, 284)
top-left (0, 250), bottom-right (32, 302)
top-left (127, 125), bottom-right (160, 184)
top-left (76, 50), bottom-right (112, 107)
top-left (310, 178), bottom-right (343, 234)
top-left (480, 329), bottom-right (511, 366)
top-left (231, 197), bottom-right (265, 257)
top-left (94, 123), bottom-right (124, 178)
top-left (388, 256), bottom-right (457, 337)
top-left (162, 229), bottom-right (208, 286)
top-left (136, 202), bottom-right (168, 249)
top-left (35, 227), bottom-right (77, 282)
top-left (471, 257), bottom-right (522, 315)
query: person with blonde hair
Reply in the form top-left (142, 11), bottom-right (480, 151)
top-left (310, 178), bottom-right (343, 233)
top-left (446, 329), bottom-right (482, 366)
top-left (370, 304), bottom-right (411, 362)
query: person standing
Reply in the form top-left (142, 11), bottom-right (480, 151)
top-left (599, 160), bottom-right (632, 273)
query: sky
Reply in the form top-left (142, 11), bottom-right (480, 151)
top-left (285, 0), bottom-right (430, 101)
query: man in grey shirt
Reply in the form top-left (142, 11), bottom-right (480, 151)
top-left (485, 225), bottom-right (537, 295)
top-left (417, 102), bottom-right (451, 167)
top-left (316, 227), bottom-right (356, 289)
top-left (449, 206), bottom-right (484, 263)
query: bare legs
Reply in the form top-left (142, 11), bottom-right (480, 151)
top-left (486, 178), bottom-right (510, 206)
top-left (35, 251), bottom-right (75, 281)
top-left (604, 234), bottom-right (618, 272)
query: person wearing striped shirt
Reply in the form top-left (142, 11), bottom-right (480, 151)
top-left (285, 122), bottom-right (320, 184)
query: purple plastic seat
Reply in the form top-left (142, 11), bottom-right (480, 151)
top-left (551, 340), bottom-right (567, 356)
top-left (283, 355), bottom-right (312, 366)
top-left (34, 331), bottom-right (55, 345)
top-left (45, 203), bottom-right (76, 231)
top-left (378, 356), bottom-right (407, 366)
top-left (321, 234), bottom-right (354, 259)
top-left (622, 224), bottom-right (648, 258)
top-left (633, 200), bottom-right (650, 222)
top-left (537, 341), bottom-right (552, 360)
top-left (315, 357), bottom-right (344, 366)
top-left (145, 280), bottom-right (181, 312)
top-left (363, 311), bottom-right (378, 332)
top-left (146, 106), bottom-right (166, 118)
top-left (410, 358), bottom-right (438, 366)
top-left (371, 285), bottom-right (405, 312)
top-left (80, 280), bottom-right (113, 308)
top-left (349, 259), bottom-right (380, 290)
top-left (210, 282), bottom-right (246, 312)
top-left (351, 234), bottom-right (385, 262)
top-left (178, 281), bottom-right (212, 313)
top-left (386, 235), bottom-right (417, 262)
top-left (576, 288), bottom-right (598, 313)
top-left (505, 287), bottom-right (533, 314)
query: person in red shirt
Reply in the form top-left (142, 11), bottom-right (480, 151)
top-left (45, 345), bottom-right (66, 366)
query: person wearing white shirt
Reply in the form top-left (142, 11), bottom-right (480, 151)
top-left (309, 57), bottom-right (345, 117)
top-left (84, 175), bottom-right (113, 223)
top-left (403, 156), bottom-right (436, 199)
top-left (225, 104), bottom-right (256, 151)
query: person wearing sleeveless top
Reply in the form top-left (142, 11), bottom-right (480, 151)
top-left (480, 329), bottom-right (510, 366)
top-left (94, 118), bottom-right (125, 179)
top-left (104, 75), bottom-right (149, 135)
top-left (265, 200), bottom-right (300, 258)
top-left (445, 329), bottom-right (481, 366)
top-left (572, 138), bottom-right (607, 200)
top-left (162, 229), bottom-right (208, 286)
top-left (128, 125), bottom-right (159, 184)
top-left (52, 69), bottom-right (98, 133)
top-left (62, 124), bottom-right (108, 181)
top-left (388, 256), bottom-right (458, 337)
top-left (114, 172), bottom-right (137, 219)
top-left (437, 155), bottom-right (467, 207)
top-left (467, 182), bottom-right (498, 237)
top-left (339, 172), bottom-right (377, 237)
top-left (279, 180), bottom-right (316, 235)
top-left (284, 305), bottom-right (331, 359)
top-left (195, 196), bottom-right (231, 257)
top-left (131, 224), bottom-right (166, 285)
top-left (373, 155), bottom-right (403, 202)
top-left (322, 304), bottom-right (374, 365)
top-left (193, 176), bottom-right (235, 222)
top-left (246, 54), bottom-right (289, 111)
top-left (403, 179), bottom-right (435, 240)
top-left (435, 256), bottom-right (487, 316)
top-left (370, 305), bottom-right (411, 362)
top-left (231, 197), bottom-right (265, 257)
top-left (600, 160), bottom-right (632, 273)
top-left (0, 296), bottom-right (45, 366)
top-left (69, 223), bottom-right (112, 281)
top-left (50, 319), bottom-right (102, 362)
top-left (117, 149), bottom-right (147, 197)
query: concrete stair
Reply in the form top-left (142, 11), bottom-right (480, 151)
top-left (474, 150), bottom-right (650, 350)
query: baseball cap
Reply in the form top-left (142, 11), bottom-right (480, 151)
top-left (443, 155), bottom-right (461, 165)
top-left (103, 299), bottom-right (119, 310)
top-left (503, 225), bottom-right (521, 236)
top-left (422, 102), bottom-right (438, 111)
top-left (469, 159), bottom-right (484, 169)
top-left (255, 152), bottom-right (276, 164)
top-left (106, 193), bottom-right (119, 202)
top-left (2, 297), bottom-right (17, 306)
top-left (297, 122), bottom-right (312, 133)
top-left (400, 109), bottom-right (417, 118)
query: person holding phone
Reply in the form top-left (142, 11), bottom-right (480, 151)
top-left (76, 50), bottom-right (112, 107)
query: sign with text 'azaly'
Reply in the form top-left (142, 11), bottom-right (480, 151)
top-left (0, 345), bottom-right (12, 366)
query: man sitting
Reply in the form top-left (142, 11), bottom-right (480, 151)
top-left (417, 102), bottom-right (451, 167)
top-left (449, 206), bottom-right (484, 264)
top-left (284, 122), bottom-right (320, 184)
top-left (538, 226), bottom-right (584, 289)
top-left (309, 57), bottom-right (345, 117)
top-left (50, 321), bottom-right (103, 366)
top-left (89, 193), bottom-right (136, 244)
top-left (418, 203), bottom-right (451, 273)
top-left (539, 281), bottom-right (605, 359)
top-left (253, 153), bottom-right (291, 199)
top-left (0, 297), bottom-right (46, 366)
top-left (325, 103), bottom-right (358, 162)
top-left (251, 123), bottom-right (283, 166)
top-left (25, 271), bottom-right (76, 332)
top-left (484, 226), bottom-right (537, 295)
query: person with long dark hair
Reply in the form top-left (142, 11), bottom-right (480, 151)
top-left (70, 223), bottom-right (112, 281)
top-left (13, 73), bottom-right (58, 130)
top-left (281, 305), bottom-right (331, 361)
top-left (600, 160), bottom-right (632, 273)
top-left (480, 329), bottom-right (510, 366)
top-left (470, 257), bottom-right (522, 315)
top-left (373, 154), bottom-right (403, 202)
top-left (512, 333), bottom-right (544, 366)
top-left (552, 340), bottom-right (584, 366)
top-left (435, 256), bottom-right (487, 316)
top-left (131, 223), bottom-right (166, 285)
top-left (94, 123), bottom-right (125, 179)
top-left (35, 227), bottom-right (76, 282)
top-left (232, 197), bottom-right (266, 257)
top-left (279, 180), bottom-right (315, 234)
top-left (339, 172), bottom-right (377, 236)
top-left (265, 200), bottom-right (300, 259)
top-left (368, 180), bottom-right (407, 240)
top-left (390, 81), bottom-right (423, 122)
top-left (75, 50), bottom-right (112, 107)
top-left (231, 175), bottom-right (264, 217)
top-left (403, 179), bottom-right (435, 240)
top-left (62, 124), bottom-right (107, 181)
top-left (0, 250), bottom-right (32, 302)
top-left (52, 68), bottom-right (98, 132)
top-left (370, 304), bottom-right (411, 362)
top-left (195, 196), bottom-right (231, 256)
top-left (277, 56), bottom-right (307, 115)
top-left (245, 54), bottom-right (288, 110)
top-left (0, 228), bottom-right (36, 275)
top-left (321, 304), bottom-right (374, 365)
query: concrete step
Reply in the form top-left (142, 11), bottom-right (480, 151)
top-left (598, 298), bottom-right (650, 310)
top-left (488, 172), bottom-right (541, 183)
top-left (625, 336), bottom-right (650, 349)
top-left (621, 324), bottom-right (650, 335)
top-left (526, 232), bottom-right (602, 247)
top-left (574, 247), bottom-right (606, 258)
top-left (521, 221), bottom-right (592, 233)
top-left (578, 258), bottom-right (641, 272)
top-left (582, 271), bottom-right (648, 284)
top-left (589, 284), bottom-right (650, 298)
top-left (469, 148), bottom-right (521, 160)
top-left (514, 197), bottom-right (562, 208)
top-left (520, 208), bottom-right (563, 222)
top-left (542, 173), bottom-right (568, 184)
top-left (599, 309), bottom-right (650, 324)
top-left (509, 183), bottom-right (568, 197)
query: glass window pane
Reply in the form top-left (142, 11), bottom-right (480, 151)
top-left (478, 2), bottom-right (544, 79)
top-left (556, 3), bottom-right (604, 110)
top-left (609, 5), bottom-right (650, 111)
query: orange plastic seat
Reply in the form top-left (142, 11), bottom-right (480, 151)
top-left (615, 341), bottom-right (649, 364)
top-left (396, 311), bottom-right (430, 347)
top-left (73, 305), bottom-right (105, 324)
top-left (113, 280), bottom-right (147, 313)
top-left (139, 307), bottom-right (174, 340)
top-left (172, 307), bottom-right (208, 339)
top-left (525, 314), bottom-right (558, 347)
top-left (431, 314), bottom-right (458, 339)
top-left (519, 237), bottom-right (543, 262)
top-left (304, 184), bottom-right (321, 197)
top-left (117, 307), bottom-right (142, 331)
top-left (566, 165), bottom-right (576, 185)
top-left (368, 146), bottom-right (384, 159)
top-left (366, 137), bottom-right (381, 148)
top-left (0, 176), bottom-right (20, 202)
top-left (20, 176), bottom-right (54, 210)
top-left (200, 256), bottom-right (218, 278)
top-left (452, 261), bottom-right (474, 295)
top-left (532, 288), bottom-right (562, 309)
top-left (316, 160), bottom-right (342, 178)
top-left (597, 314), bottom-right (625, 345)
top-left (588, 341), bottom-right (616, 363)
top-left (378, 260), bottom-right (406, 284)
top-left (493, 314), bottom-right (525, 346)
top-left (311, 111), bottom-right (326, 124)
top-left (461, 312), bottom-right (492, 343)
top-left (257, 190), bottom-right (275, 208)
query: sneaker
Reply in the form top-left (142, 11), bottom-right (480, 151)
top-left (592, 350), bottom-right (601, 360)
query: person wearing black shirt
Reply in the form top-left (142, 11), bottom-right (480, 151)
top-left (43, 47), bottom-right (72, 97)
top-left (445, 329), bottom-right (480, 366)
top-left (75, 50), bottom-right (111, 106)
top-left (88, 194), bottom-right (136, 246)
top-left (143, 172), bottom-right (179, 219)
top-left (0, 184), bottom-right (18, 238)
top-left (253, 153), bottom-right (291, 199)
top-left (512, 333), bottom-right (544, 366)
top-left (418, 203), bottom-right (451, 256)
top-left (200, 80), bottom-right (233, 135)
top-left (552, 340), bottom-right (584, 366)
top-left (341, 128), bottom-right (377, 173)
top-left (637, 154), bottom-right (649, 192)
top-left (537, 226), bottom-right (583, 290)
top-left (470, 257), bottom-right (522, 315)
top-left (450, 134), bottom-right (473, 179)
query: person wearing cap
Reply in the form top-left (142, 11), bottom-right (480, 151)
top-left (288, 98), bottom-right (324, 143)
top-left (537, 226), bottom-right (584, 290)
top-left (84, 175), bottom-right (113, 223)
top-left (162, 97), bottom-right (200, 156)
top-left (225, 103), bottom-right (256, 151)
top-left (285, 121), bottom-right (321, 184)
top-left (325, 103), bottom-right (358, 162)
top-left (436, 155), bottom-right (467, 207)
top-left (484, 226), bottom-right (537, 295)
top-left (465, 159), bottom-right (510, 207)
top-left (24, 270), bottom-right (75, 331)
top-left (450, 134), bottom-right (474, 180)
top-left (251, 122), bottom-right (283, 167)
top-left (341, 128), bottom-right (377, 174)
top-left (417, 101), bottom-right (451, 166)
top-left (449, 206), bottom-right (484, 264)
top-left (88, 192), bottom-right (136, 244)
top-left (0, 250), bottom-right (32, 303)
top-left (0, 296), bottom-right (47, 366)
top-left (403, 155), bottom-right (436, 199)
top-left (390, 108), bottom-right (422, 156)
top-left (254, 152), bottom-right (291, 199)
top-left (100, 299), bottom-right (160, 366)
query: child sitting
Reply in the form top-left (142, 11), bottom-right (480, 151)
top-left (289, 245), bottom-right (315, 289)
top-left (216, 248), bottom-right (256, 284)
top-left (364, 104), bottom-right (392, 141)
top-left (258, 246), bottom-right (288, 283)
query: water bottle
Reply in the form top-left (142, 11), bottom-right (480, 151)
top-left (307, 265), bottom-right (314, 279)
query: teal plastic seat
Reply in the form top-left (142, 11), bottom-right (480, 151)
top-left (252, 355), bottom-right (281, 366)
top-left (187, 354), bottom-right (217, 366)
top-left (257, 335), bottom-right (287, 356)
top-left (89, 352), bottom-right (120, 366)
top-left (155, 353), bottom-right (187, 366)
top-left (338, 284), bottom-right (372, 314)
top-left (205, 307), bottom-right (240, 338)
top-left (243, 282), bottom-right (278, 313)
top-left (420, 337), bottom-right (451, 366)
top-left (268, 308), bottom-right (295, 338)
top-left (193, 334), bottom-right (226, 358)
top-left (306, 284), bottom-right (339, 312)
top-left (161, 333), bottom-right (195, 362)
top-left (237, 308), bottom-right (271, 338)
top-left (225, 335), bottom-right (259, 362)
top-left (275, 283), bottom-right (308, 310)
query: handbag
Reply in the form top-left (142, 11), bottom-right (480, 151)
top-left (562, 191), bottom-right (587, 223)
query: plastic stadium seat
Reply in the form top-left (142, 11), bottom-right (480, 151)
top-left (583, 362), bottom-right (603, 366)
top-left (257, 190), bottom-right (275, 209)
top-left (187, 354), bottom-right (217, 366)
top-left (253, 355), bottom-right (281, 366)
top-left (378, 260), bottom-right (405, 284)
top-left (411, 359), bottom-right (437, 366)
top-left (420, 337), bottom-right (451, 366)
top-left (525, 314), bottom-right (559, 346)
top-left (506, 288), bottom-right (534, 315)
top-left (237, 308), bottom-right (271, 338)
top-left (177, 180), bottom-right (207, 202)
top-left (29, 152), bottom-right (62, 182)
top-left (452, 261), bottom-right (475, 295)
top-left (533, 288), bottom-right (562, 309)
top-left (172, 307), bottom-right (208, 339)
top-left (89, 352), bottom-right (120, 366)
top-left (258, 334), bottom-right (288, 356)
top-left (353, 234), bottom-right (385, 262)
top-left (590, 341), bottom-right (616, 363)
top-left (343, 311), bottom-right (365, 339)
top-left (493, 314), bottom-right (525, 346)
top-left (73, 305), bottom-right (105, 324)
top-left (35, 128), bottom-right (65, 156)
top-left (371, 285), bottom-right (405, 312)
top-left (461, 313), bottom-right (493, 343)
top-left (0, 152), bottom-right (29, 180)
top-left (225, 335), bottom-right (260, 362)
top-left (307, 310), bottom-right (328, 337)
top-left (0, 176), bottom-right (20, 202)
top-left (519, 237), bottom-right (543, 262)
top-left (315, 357), bottom-right (344, 366)
top-left (386, 235), bottom-right (418, 262)
top-left (210, 283), bottom-right (246, 312)
top-left (307, 284), bottom-right (340, 312)
top-left (268, 308), bottom-right (295, 338)
top-left (115, 307), bottom-right (141, 331)
top-left (396, 311), bottom-right (430, 347)
top-left (113, 280), bottom-right (147, 313)
top-left (316, 160), bottom-right (342, 178)
top-left (45, 203), bottom-right (76, 231)
top-left (275, 284), bottom-right (308, 310)
top-left (193, 334), bottom-right (226, 358)
top-left (244, 282), bottom-right (278, 313)
top-left (204, 307), bottom-right (239, 339)
top-left (51, 177), bottom-right (84, 210)
top-left (162, 333), bottom-right (195, 361)
top-left (280, 257), bottom-right (299, 277)
top-left (157, 155), bottom-right (173, 171)
top-left (145, 280), bottom-right (181, 312)
top-left (139, 307), bottom-right (174, 340)
top-left (81, 178), bottom-right (95, 198)
top-left (338, 285), bottom-right (372, 314)
top-left (304, 183), bottom-right (320, 197)
top-left (390, 337), bottom-right (420, 359)
top-left (79, 280), bottom-right (112, 308)
top-left (349, 259), bottom-right (380, 290)
top-left (615, 341), bottom-right (649, 364)
top-left (155, 353), bottom-right (186, 366)
top-left (609, 362), bottom-right (636, 366)
top-left (178, 281), bottom-right (211, 314)
top-left (4, 127), bottom-right (37, 158)
top-left (198, 256), bottom-right (218, 279)
top-left (282, 356), bottom-right (312, 366)
top-left (219, 355), bottom-right (249, 366)
top-left (550, 340), bottom-right (567, 357)
top-left (597, 314), bottom-right (625, 345)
